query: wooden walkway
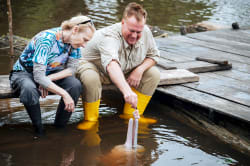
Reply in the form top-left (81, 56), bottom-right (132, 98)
top-left (155, 27), bottom-right (250, 124)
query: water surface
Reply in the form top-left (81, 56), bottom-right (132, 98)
top-left (0, 95), bottom-right (249, 166)
top-left (1, 0), bottom-right (250, 38)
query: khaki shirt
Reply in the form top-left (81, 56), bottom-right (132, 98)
top-left (80, 23), bottom-right (160, 75)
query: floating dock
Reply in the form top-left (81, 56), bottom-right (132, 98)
top-left (155, 27), bottom-right (250, 125)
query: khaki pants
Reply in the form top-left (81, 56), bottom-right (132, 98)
top-left (76, 60), bottom-right (160, 103)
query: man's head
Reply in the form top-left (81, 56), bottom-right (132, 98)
top-left (121, 3), bottom-right (147, 45)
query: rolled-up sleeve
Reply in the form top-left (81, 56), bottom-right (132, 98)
top-left (145, 27), bottom-right (160, 64)
top-left (33, 63), bottom-right (53, 88)
top-left (99, 36), bottom-right (121, 73)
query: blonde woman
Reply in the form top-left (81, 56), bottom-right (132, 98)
top-left (9, 15), bottom-right (95, 138)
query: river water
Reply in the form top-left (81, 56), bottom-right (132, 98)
top-left (1, 94), bottom-right (250, 166)
top-left (1, 0), bottom-right (250, 38)
top-left (1, 0), bottom-right (250, 165)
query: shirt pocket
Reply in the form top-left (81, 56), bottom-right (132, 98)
top-left (131, 47), bottom-right (146, 65)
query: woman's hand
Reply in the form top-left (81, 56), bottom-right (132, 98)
top-left (39, 85), bottom-right (49, 98)
top-left (62, 93), bottom-right (75, 112)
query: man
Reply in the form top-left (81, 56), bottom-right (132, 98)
top-left (76, 2), bottom-right (160, 130)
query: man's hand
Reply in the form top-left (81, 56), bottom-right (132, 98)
top-left (62, 93), bottom-right (75, 112)
top-left (127, 67), bottom-right (143, 88)
top-left (39, 85), bottom-right (49, 98)
top-left (124, 90), bottom-right (138, 109)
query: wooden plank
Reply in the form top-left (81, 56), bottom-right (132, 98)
top-left (157, 37), bottom-right (250, 74)
top-left (0, 69), bottom-right (200, 98)
top-left (158, 56), bottom-right (173, 64)
top-left (214, 70), bottom-right (250, 83)
top-left (187, 33), bottom-right (250, 55)
top-left (156, 37), bottom-right (250, 65)
top-left (231, 61), bottom-right (250, 74)
top-left (159, 69), bottom-right (199, 85)
top-left (158, 57), bottom-right (177, 70)
top-left (159, 49), bottom-right (193, 62)
top-left (199, 72), bottom-right (250, 91)
top-left (183, 74), bottom-right (250, 107)
top-left (0, 75), bottom-right (14, 98)
top-left (191, 29), bottom-right (250, 45)
top-left (172, 35), bottom-right (250, 59)
top-left (157, 86), bottom-right (250, 124)
top-left (160, 60), bottom-right (232, 73)
top-left (195, 57), bottom-right (228, 65)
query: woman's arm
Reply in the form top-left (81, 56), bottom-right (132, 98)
top-left (49, 57), bottom-right (79, 81)
top-left (33, 63), bottom-right (75, 112)
top-left (47, 68), bottom-right (73, 81)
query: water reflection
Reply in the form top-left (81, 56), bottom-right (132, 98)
top-left (1, 96), bottom-right (250, 165)
top-left (0, 95), bottom-right (117, 126)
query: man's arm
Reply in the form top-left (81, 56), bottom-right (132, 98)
top-left (127, 58), bottom-right (156, 88)
top-left (107, 60), bottom-right (138, 109)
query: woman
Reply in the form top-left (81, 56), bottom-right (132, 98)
top-left (9, 15), bottom-right (95, 137)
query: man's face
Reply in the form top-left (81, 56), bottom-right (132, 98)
top-left (122, 16), bottom-right (145, 45)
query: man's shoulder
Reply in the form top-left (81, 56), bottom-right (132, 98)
top-left (143, 25), bottom-right (153, 36)
top-left (98, 23), bottom-right (122, 37)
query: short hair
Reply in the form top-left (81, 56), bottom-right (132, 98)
top-left (122, 2), bottom-right (147, 22)
top-left (61, 14), bottom-right (95, 33)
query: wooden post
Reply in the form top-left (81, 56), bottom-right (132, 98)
top-left (7, 0), bottom-right (14, 56)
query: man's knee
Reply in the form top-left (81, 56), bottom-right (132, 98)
top-left (79, 69), bottom-right (102, 89)
top-left (143, 66), bottom-right (160, 85)
top-left (138, 66), bottom-right (160, 96)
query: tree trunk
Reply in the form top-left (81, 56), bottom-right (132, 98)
top-left (7, 0), bottom-right (14, 56)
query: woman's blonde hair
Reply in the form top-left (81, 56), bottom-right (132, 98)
top-left (61, 14), bottom-right (95, 33)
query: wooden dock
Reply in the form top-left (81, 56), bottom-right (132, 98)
top-left (0, 28), bottom-right (249, 125)
top-left (155, 27), bottom-right (250, 125)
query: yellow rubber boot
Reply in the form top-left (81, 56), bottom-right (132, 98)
top-left (123, 88), bottom-right (151, 115)
top-left (120, 88), bottom-right (157, 124)
top-left (77, 99), bottom-right (100, 130)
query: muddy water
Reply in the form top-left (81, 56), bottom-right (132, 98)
top-left (0, 95), bottom-right (249, 166)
